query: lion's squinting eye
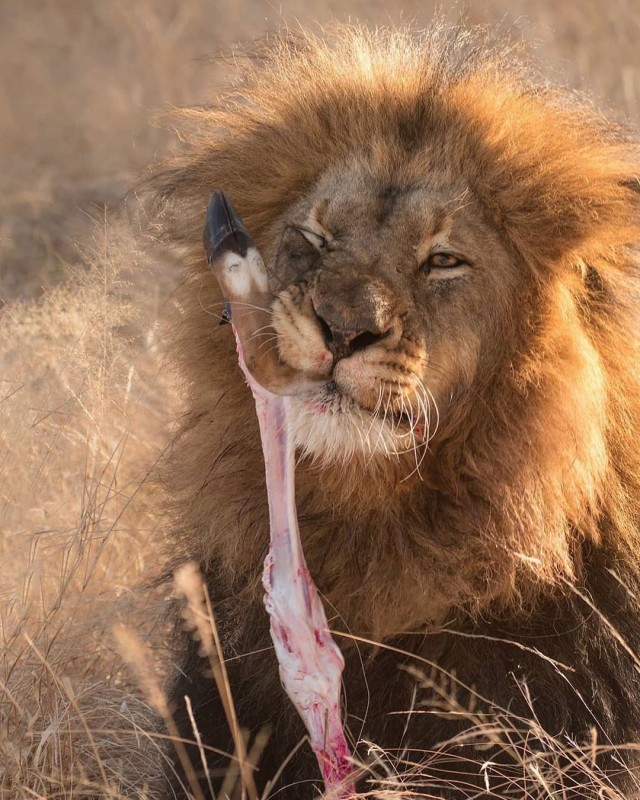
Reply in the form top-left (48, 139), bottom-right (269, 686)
top-left (297, 226), bottom-right (329, 251)
top-left (423, 252), bottom-right (466, 272)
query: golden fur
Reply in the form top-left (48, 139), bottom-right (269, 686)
top-left (154, 24), bottom-right (640, 633)
top-left (151, 24), bottom-right (640, 797)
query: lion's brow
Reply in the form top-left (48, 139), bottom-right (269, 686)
top-left (375, 184), bottom-right (406, 223)
top-left (428, 207), bottom-right (449, 238)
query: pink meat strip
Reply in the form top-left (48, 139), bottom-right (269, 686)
top-left (205, 192), bottom-right (355, 798)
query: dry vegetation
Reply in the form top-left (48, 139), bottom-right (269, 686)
top-left (1, 0), bottom-right (639, 797)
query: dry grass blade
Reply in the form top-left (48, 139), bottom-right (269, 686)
top-left (114, 624), bottom-right (206, 800)
top-left (174, 562), bottom-right (260, 800)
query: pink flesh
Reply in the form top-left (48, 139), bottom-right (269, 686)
top-left (210, 241), bottom-right (355, 796)
top-left (236, 347), bottom-right (355, 795)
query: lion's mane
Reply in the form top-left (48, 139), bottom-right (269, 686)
top-left (151, 24), bottom-right (640, 798)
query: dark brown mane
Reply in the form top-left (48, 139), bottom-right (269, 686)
top-left (150, 23), bottom-right (640, 799)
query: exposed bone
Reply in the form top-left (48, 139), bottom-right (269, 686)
top-left (205, 191), bottom-right (355, 798)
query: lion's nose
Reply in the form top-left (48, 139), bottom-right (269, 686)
top-left (314, 315), bottom-right (389, 361)
top-left (311, 277), bottom-right (398, 360)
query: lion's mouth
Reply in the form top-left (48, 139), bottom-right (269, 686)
top-left (303, 379), bottom-right (354, 414)
top-left (304, 379), bottom-right (427, 439)
top-left (285, 374), bottom-right (432, 464)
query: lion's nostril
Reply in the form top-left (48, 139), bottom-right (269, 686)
top-left (349, 329), bottom-right (388, 353)
top-left (311, 287), bottom-right (396, 361)
top-left (313, 308), bottom-right (388, 361)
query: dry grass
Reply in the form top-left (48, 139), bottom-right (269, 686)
top-left (1, 0), bottom-right (639, 797)
top-left (0, 218), bottom-right (175, 797)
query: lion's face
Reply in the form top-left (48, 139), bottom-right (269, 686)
top-left (267, 159), bottom-right (523, 466)
top-left (158, 24), bottom-right (640, 631)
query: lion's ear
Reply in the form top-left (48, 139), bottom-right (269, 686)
top-left (482, 154), bottom-right (639, 272)
top-left (473, 179), bottom-right (637, 274)
top-left (451, 78), bottom-right (640, 272)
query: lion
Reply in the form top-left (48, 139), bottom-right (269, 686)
top-left (150, 23), bottom-right (640, 799)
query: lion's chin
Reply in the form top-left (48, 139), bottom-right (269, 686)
top-left (287, 382), bottom-right (424, 466)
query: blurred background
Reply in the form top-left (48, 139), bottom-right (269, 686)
top-left (2, 0), bottom-right (639, 301)
top-left (0, 1), bottom-right (639, 797)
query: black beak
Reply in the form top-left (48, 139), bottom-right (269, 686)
top-left (203, 191), bottom-right (253, 265)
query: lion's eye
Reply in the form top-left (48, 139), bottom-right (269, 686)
top-left (425, 252), bottom-right (465, 270)
top-left (298, 227), bottom-right (328, 251)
